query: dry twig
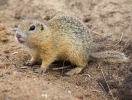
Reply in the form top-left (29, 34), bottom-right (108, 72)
top-left (114, 32), bottom-right (123, 46)
top-left (51, 65), bottom-right (72, 70)
top-left (101, 69), bottom-right (115, 100)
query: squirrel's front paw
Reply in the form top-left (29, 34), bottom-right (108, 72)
top-left (23, 60), bottom-right (36, 66)
top-left (33, 68), bottom-right (47, 74)
top-left (24, 59), bottom-right (42, 66)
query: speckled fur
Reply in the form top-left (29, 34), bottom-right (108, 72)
top-left (15, 14), bottom-right (128, 75)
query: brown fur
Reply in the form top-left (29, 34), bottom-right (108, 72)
top-left (15, 14), bottom-right (128, 75)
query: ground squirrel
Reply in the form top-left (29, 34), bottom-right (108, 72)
top-left (15, 14), bottom-right (128, 75)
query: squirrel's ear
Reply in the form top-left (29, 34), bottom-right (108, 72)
top-left (41, 24), bottom-right (44, 31)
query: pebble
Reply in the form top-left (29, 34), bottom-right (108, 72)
top-left (0, 31), bottom-right (5, 35)
top-left (3, 50), bottom-right (10, 54)
top-left (21, 66), bottom-right (27, 69)
top-left (83, 16), bottom-right (91, 23)
top-left (4, 94), bottom-right (9, 100)
top-left (0, 25), bottom-right (5, 30)
top-left (84, 74), bottom-right (91, 78)
top-left (0, 73), bottom-right (3, 77)
top-left (74, 94), bottom-right (83, 99)
top-left (43, 15), bottom-right (51, 21)
top-left (68, 90), bottom-right (72, 94)
top-left (12, 52), bottom-right (18, 55)
top-left (4, 62), bottom-right (11, 66)
top-left (41, 94), bottom-right (48, 98)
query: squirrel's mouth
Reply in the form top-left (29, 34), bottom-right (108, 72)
top-left (15, 34), bottom-right (26, 44)
top-left (16, 37), bottom-right (25, 44)
top-left (18, 39), bottom-right (25, 44)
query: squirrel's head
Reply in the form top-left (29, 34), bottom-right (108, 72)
top-left (15, 19), bottom-right (45, 46)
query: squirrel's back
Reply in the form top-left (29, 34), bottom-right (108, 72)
top-left (47, 14), bottom-right (93, 55)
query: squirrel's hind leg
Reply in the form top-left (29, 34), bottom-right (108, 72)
top-left (65, 56), bottom-right (87, 75)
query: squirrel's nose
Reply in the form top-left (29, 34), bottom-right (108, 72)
top-left (16, 34), bottom-right (21, 38)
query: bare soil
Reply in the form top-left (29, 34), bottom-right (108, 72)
top-left (0, 0), bottom-right (132, 100)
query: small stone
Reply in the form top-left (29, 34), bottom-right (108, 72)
top-left (3, 50), bottom-right (10, 54)
top-left (68, 90), bottom-right (72, 94)
top-left (0, 31), bottom-right (5, 35)
top-left (21, 66), bottom-right (28, 69)
top-left (74, 94), bottom-right (83, 99)
top-left (84, 74), bottom-right (91, 78)
top-left (6, 55), bottom-right (9, 59)
top-left (75, 86), bottom-right (78, 89)
top-left (0, 73), bottom-right (3, 77)
top-left (0, 25), bottom-right (5, 30)
top-left (12, 52), bottom-right (18, 55)
top-left (14, 12), bottom-right (21, 19)
top-left (43, 15), bottom-right (51, 21)
top-left (6, 71), bottom-right (12, 75)
top-left (4, 62), bottom-right (11, 66)
top-left (83, 16), bottom-right (91, 23)
top-left (4, 94), bottom-right (9, 100)
top-left (41, 94), bottom-right (48, 98)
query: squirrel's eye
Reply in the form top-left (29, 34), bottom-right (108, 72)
top-left (29, 25), bottom-right (35, 31)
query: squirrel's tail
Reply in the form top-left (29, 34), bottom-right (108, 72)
top-left (89, 51), bottom-right (128, 63)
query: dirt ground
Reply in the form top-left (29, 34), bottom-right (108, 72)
top-left (0, 0), bottom-right (132, 100)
